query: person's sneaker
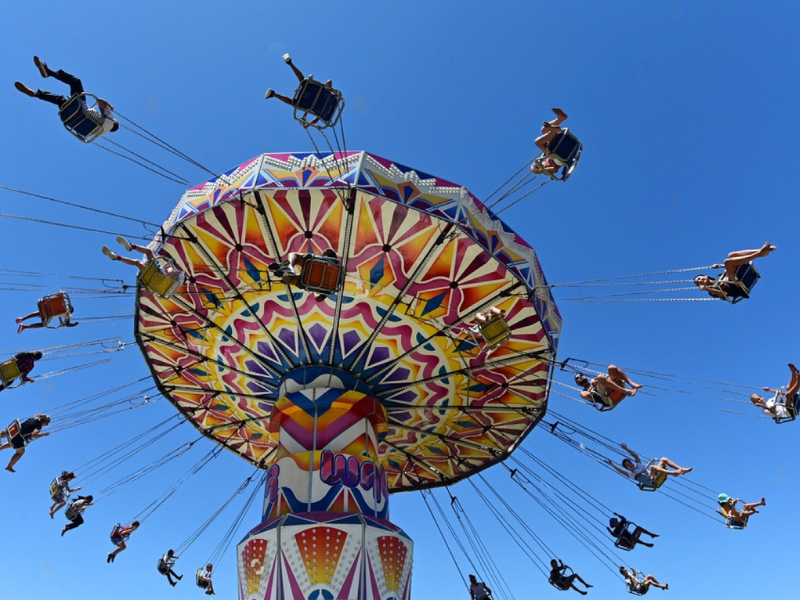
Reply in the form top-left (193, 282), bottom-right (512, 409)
top-left (116, 236), bottom-right (132, 251)
top-left (282, 53), bottom-right (292, 63)
top-left (265, 89), bottom-right (275, 100)
top-left (14, 82), bottom-right (35, 97)
top-left (107, 553), bottom-right (113, 563)
top-left (101, 246), bottom-right (118, 261)
top-left (17, 325), bottom-right (24, 335)
top-left (34, 56), bottom-right (49, 78)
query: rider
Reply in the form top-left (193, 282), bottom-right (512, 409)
top-left (574, 365), bottom-right (642, 409)
top-left (61, 495), bottom-right (94, 536)
top-left (468, 574), bottom-right (492, 600)
top-left (750, 362), bottom-right (799, 420)
top-left (157, 549), bottom-right (183, 586)
top-left (531, 108), bottom-right (569, 176)
top-left (270, 249), bottom-right (339, 301)
top-left (17, 302), bottom-right (78, 334)
top-left (0, 414), bottom-right (51, 472)
top-left (15, 56), bottom-right (119, 138)
top-left (107, 521), bottom-right (140, 563)
top-left (717, 494), bottom-right (766, 524)
top-left (265, 53), bottom-right (334, 127)
top-left (607, 513), bottom-right (658, 549)
top-left (619, 566), bottom-right (668, 593)
top-left (50, 471), bottom-right (81, 518)
top-left (694, 242), bottom-right (776, 299)
top-left (549, 559), bottom-right (592, 595)
top-left (197, 563), bottom-right (215, 595)
top-left (0, 351), bottom-right (43, 391)
top-left (606, 443), bottom-right (692, 484)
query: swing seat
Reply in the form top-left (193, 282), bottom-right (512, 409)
top-left (196, 569), bottom-right (210, 588)
top-left (110, 523), bottom-right (129, 545)
top-left (613, 522), bottom-right (639, 550)
top-left (58, 93), bottom-right (106, 143)
top-left (0, 359), bottom-right (22, 387)
top-left (725, 515), bottom-right (748, 529)
top-left (292, 78), bottom-right (345, 130)
top-left (299, 256), bottom-right (345, 295)
top-left (710, 263), bottom-right (760, 304)
top-left (635, 462), bottom-right (667, 491)
top-left (4, 419), bottom-right (25, 447)
top-left (534, 128), bottom-right (583, 181)
top-left (478, 315), bottom-right (511, 348)
top-left (626, 581), bottom-right (648, 596)
top-left (773, 392), bottom-right (799, 424)
top-left (549, 572), bottom-right (572, 591)
top-left (49, 477), bottom-right (70, 503)
top-left (157, 557), bottom-right (171, 575)
top-left (590, 388), bottom-right (625, 412)
top-left (38, 291), bottom-right (73, 327)
top-left (138, 257), bottom-right (185, 299)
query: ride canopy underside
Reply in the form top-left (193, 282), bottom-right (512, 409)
top-left (135, 151), bottom-right (562, 492)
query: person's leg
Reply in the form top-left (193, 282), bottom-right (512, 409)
top-left (16, 311), bottom-right (40, 324)
top-left (5, 447), bottom-right (25, 472)
top-left (643, 575), bottom-right (668, 590)
top-left (33, 89), bottom-right (69, 107)
top-left (549, 107), bottom-right (568, 127)
top-left (722, 243), bottom-right (776, 278)
top-left (565, 575), bottom-right (587, 595)
top-left (630, 529), bottom-right (654, 547)
top-left (130, 244), bottom-right (155, 261)
top-left (633, 524), bottom-right (659, 539)
top-left (63, 514), bottom-right (84, 534)
top-left (265, 90), bottom-right (296, 106)
top-left (741, 498), bottom-right (766, 514)
top-left (50, 500), bottom-right (66, 518)
top-left (47, 68), bottom-right (85, 97)
top-left (18, 322), bottom-right (45, 334)
top-left (652, 457), bottom-right (691, 476)
top-left (289, 252), bottom-right (306, 272)
top-left (282, 274), bottom-right (301, 287)
top-left (607, 365), bottom-right (643, 389)
top-left (786, 363), bottom-right (799, 397)
top-left (595, 375), bottom-right (636, 397)
top-left (534, 128), bottom-right (559, 153)
top-left (573, 572), bottom-right (592, 587)
top-left (116, 255), bottom-right (147, 273)
top-left (283, 54), bottom-right (306, 83)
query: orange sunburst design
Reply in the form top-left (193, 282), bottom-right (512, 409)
top-left (295, 526), bottom-right (348, 585)
top-left (377, 536), bottom-right (409, 592)
top-left (241, 538), bottom-right (268, 595)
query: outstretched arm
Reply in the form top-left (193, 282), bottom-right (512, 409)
top-left (620, 443), bottom-right (640, 463)
top-left (605, 459), bottom-right (630, 477)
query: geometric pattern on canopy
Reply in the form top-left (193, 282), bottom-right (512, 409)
top-left (136, 151), bottom-right (561, 492)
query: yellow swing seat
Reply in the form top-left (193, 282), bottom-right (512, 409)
top-left (138, 257), bottom-right (185, 299)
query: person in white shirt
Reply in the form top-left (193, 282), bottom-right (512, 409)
top-left (468, 574), bottom-right (491, 600)
top-left (750, 362), bottom-right (799, 420)
top-left (15, 56), bottom-right (119, 139)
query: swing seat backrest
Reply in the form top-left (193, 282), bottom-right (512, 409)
top-left (479, 316), bottom-right (511, 348)
top-left (110, 523), bottom-right (129, 545)
top-left (49, 478), bottom-right (65, 501)
top-left (549, 574), bottom-right (571, 591)
top-left (614, 525), bottom-right (637, 550)
top-left (58, 94), bottom-right (104, 142)
top-left (138, 257), bottom-right (185, 299)
top-left (0, 359), bottom-right (22, 386)
top-left (541, 128), bottom-right (583, 181)
top-left (725, 515), bottom-right (748, 529)
top-left (38, 292), bottom-right (72, 326)
top-left (299, 257), bottom-right (344, 294)
top-left (5, 419), bottom-right (25, 447)
top-left (626, 581), bottom-right (648, 596)
top-left (292, 78), bottom-right (345, 129)
top-left (635, 462), bottom-right (667, 491)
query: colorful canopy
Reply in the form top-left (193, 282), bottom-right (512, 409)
top-left (136, 151), bottom-right (561, 491)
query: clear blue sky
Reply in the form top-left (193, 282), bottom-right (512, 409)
top-left (2, 2), bottom-right (799, 599)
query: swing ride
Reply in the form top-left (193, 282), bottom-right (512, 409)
top-left (0, 50), bottom-right (790, 600)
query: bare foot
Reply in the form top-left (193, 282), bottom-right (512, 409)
top-left (627, 388), bottom-right (638, 397)
top-left (552, 107), bottom-right (568, 119)
top-left (17, 325), bottom-right (24, 334)
top-left (789, 363), bottom-right (797, 373)
top-left (761, 242), bottom-right (777, 255)
top-left (50, 511), bottom-right (54, 519)
top-left (681, 467), bottom-right (693, 474)
top-left (631, 383), bottom-right (644, 389)
top-left (711, 263), bottom-right (724, 269)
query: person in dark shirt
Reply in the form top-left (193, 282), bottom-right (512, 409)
top-left (0, 351), bottom-right (43, 391)
top-left (158, 549), bottom-right (183, 586)
top-left (15, 56), bottom-right (119, 138)
top-left (607, 513), bottom-right (658, 549)
top-left (549, 559), bottom-right (592, 595)
top-left (0, 414), bottom-right (51, 472)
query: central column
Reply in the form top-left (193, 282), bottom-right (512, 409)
top-left (237, 367), bottom-right (414, 600)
